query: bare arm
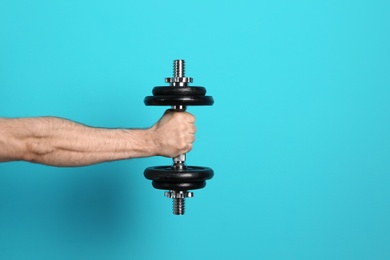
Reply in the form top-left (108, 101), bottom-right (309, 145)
top-left (0, 110), bottom-right (196, 167)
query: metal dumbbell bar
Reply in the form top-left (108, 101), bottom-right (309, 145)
top-left (144, 60), bottom-right (214, 215)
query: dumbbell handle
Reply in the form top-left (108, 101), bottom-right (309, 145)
top-left (172, 104), bottom-right (186, 169)
top-left (169, 60), bottom-right (189, 170)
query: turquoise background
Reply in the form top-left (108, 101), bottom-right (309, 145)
top-left (1, 0), bottom-right (389, 259)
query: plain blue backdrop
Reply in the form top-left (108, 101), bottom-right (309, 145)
top-left (1, 0), bottom-right (389, 259)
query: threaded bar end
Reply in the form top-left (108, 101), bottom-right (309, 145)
top-left (173, 198), bottom-right (185, 215)
top-left (174, 60), bottom-right (185, 78)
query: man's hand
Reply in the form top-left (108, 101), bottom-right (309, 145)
top-left (149, 110), bottom-right (196, 158)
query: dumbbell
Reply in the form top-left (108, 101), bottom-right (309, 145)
top-left (144, 60), bottom-right (214, 215)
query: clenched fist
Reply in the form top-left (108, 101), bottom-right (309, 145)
top-left (149, 110), bottom-right (196, 158)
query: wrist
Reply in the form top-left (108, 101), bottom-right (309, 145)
top-left (138, 128), bottom-right (159, 157)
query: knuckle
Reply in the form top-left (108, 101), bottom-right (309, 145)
top-left (187, 113), bottom-right (195, 122)
top-left (186, 134), bottom-right (195, 143)
top-left (181, 112), bottom-right (194, 121)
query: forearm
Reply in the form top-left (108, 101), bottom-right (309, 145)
top-left (0, 117), bottom-right (156, 166)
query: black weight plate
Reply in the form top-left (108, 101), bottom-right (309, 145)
top-left (144, 165), bottom-right (214, 182)
top-left (144, 95), bottom-right (214, 106)
top-left (152, 86), bottom-right (207, 96)
top-left (152, 181), bottom-right (206, 190)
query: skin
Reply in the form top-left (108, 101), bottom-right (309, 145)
top-left (0, 110), bottom-right (196, 167)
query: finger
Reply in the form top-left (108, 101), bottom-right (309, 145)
top-left (188, 125), bottom-right (196, 134)
top-left (186, 143), bottom-right (193, 153)
top-left (185, 133), bottom-right (195, 143)
top-left (184, 112), bottom-right (196, 123)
